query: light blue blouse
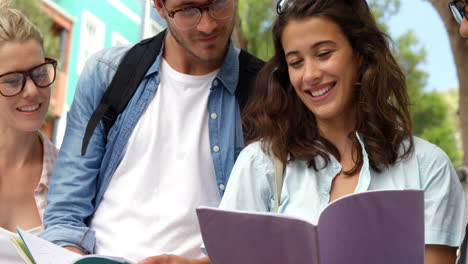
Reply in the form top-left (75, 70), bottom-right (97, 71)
top-left (219, 135), bottom-right (465, 247)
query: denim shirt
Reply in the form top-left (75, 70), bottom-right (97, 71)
top-left (41, 38), bottom-right (246, 253)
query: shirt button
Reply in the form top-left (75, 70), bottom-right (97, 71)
top-left (213, 80), bottom-right (219, 86)
top-left (213, 146), bottom-right (220, 152)
top-left (211, 113), bottom-right (218, 119)
top-left (219, 184), bottom-right (225, 191)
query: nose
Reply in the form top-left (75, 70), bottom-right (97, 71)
top-left (21, 77), bottom-right (41, 98)
top-left (302, 60), bottom-right (322, 85)
top-left (196, 9), bottom-right (217, 34)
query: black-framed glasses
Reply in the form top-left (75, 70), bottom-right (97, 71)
top-left (0, 58), bottom-right (57, 97)
top-left (449, 0), bottom-right (468, 25)
top-left (161, 0), bottom-right (233, 30)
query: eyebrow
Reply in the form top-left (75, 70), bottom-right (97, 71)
top-left (285, 40), bottom-right (337, 58)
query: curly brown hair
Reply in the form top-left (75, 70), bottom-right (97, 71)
top-left (242, 0), bottom-right (413, 174)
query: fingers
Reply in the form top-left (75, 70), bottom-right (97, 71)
top-left (137, 254), bottom-right (185, 264)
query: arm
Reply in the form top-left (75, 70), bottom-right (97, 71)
top-left (137, 255), bottom-right (210, 264)
top-left (40, 51), bottom-right (113, 253)
top-left (425, 245), bottom-right (457, 264)
top-left (420, 143), bottom-right (465, 262)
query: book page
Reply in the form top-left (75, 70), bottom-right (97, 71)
top-left (17, 228), bottom-right (81, 264)
top-left (197, 207), bottom-right (320, 264)
top-left (317, 189), bottom-right (424, 264)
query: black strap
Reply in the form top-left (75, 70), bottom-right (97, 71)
top-left (458, 225), bottom-right (468, 264)
top-left (81, 30), bottom-right (166, 156)
top-left (236, 50), bottom-right (264, 112)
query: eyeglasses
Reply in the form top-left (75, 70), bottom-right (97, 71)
top-left (276, 0), bottom-right (293, 14)
top-left (449, 0), bottom-right (468, 25)
top-left (0, 58), bottom-right (57, 97)
top-left (161, 0), bottom-right (233, 30)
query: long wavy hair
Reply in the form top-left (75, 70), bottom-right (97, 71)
top-left (243, 0), bottom-right (413, 173)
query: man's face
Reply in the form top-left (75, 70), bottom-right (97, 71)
top-left (155, 0), bottom-right (236, 63)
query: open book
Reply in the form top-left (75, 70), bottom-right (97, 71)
top-left (197, 189), bottom-right (424, 264)
top-left (11, 228), bottom-right (134, 264)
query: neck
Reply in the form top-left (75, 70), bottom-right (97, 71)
top-left (163, 31), bottom-right (225, 75)
top-left (0, 129), bottom-right (42, 168)
top-left (317, 111), bottom-right (357, 156)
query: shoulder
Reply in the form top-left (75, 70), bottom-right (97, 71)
top-left (39, 132), bottom-right (58, 164)
top-left (238, 141), bottom-right (274, 167)
top-left (84, 45), bottom-right (132, 74)
top-left (410, 136), bottom-right (452, 168)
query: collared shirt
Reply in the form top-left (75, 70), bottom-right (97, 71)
top-left (35, 132), bottom-right (58, 218)
top-left (219, 135), bottom-right (465, 247)
top-left (41, 38), bottom-right (246, 254)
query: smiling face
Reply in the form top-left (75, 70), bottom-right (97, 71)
top-left (282, 16), bottom-right (360, 127)
top-left (155, 0), bottom-right (235, 65)
top-left (0, 39), bottom-right (50, 133)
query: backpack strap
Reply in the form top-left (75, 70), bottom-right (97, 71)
top-left (81, 35), bottom-right (263, 156)
top-left (273, 157), bottom-right (285, 213)
top-left (81, 29), bottom-right (167, 156)
top-left (235, 50), bottom-right (265, 112)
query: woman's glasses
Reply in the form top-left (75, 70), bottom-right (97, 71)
top-left (0, 58), bottom-right (57, 97)
top-left (449, 0), bottom-right (468, 25)
top-left (276, 0), bottom-right (293, 14)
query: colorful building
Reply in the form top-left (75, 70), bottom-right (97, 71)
top-left (40, 0), bottom-right (165, 145)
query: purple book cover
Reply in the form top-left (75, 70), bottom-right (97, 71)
top-left (196, 189), bottom-right (424, 264)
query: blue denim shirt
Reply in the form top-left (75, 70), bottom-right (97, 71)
top-left (41, 38), bottom-right (246, 253)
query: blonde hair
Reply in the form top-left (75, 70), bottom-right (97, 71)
top-left (0, 0), bottom-right (44, 48)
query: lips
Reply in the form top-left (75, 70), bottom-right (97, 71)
top-left (17, 103), bottom-right (41, 112)
top-left (305, 82), bottom-right (336, 98)
top-left (199, 34), bottom-right (219, 43)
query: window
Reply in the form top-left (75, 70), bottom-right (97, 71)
top-left (112, 32), bottom-right (130, 47)
top-left (77, 10), bottom-right (105, 75)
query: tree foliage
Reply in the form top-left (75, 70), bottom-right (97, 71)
top-left (238, 0), bottom-right (275, 61)
top-left (10, 0), bottom-right (60, 59)
top-left (427, 0), bottom-right (468, 167)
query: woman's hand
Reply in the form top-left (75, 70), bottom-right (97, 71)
top-left (425, 245), bottom-right (457, 264)
top-left (63, 246), bottom-right (86, 255)
top-left (137, 255), bottom-right (210, 264)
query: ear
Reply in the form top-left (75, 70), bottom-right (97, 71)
top-left (154, 0), bottom-right (167, 19)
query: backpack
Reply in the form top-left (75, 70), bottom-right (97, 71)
top-left (81, 29), bottom-right (264, 156)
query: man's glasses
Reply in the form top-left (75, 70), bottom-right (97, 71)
top-left (161, 0), bottom-right (233, 30)
top-left (0, 58), bottom-right (57, 97)
top-left (449, 0), bottom-right (468, 25)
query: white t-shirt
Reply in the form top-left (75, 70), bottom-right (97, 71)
top-left (90, 59), bottom-right (221, 261)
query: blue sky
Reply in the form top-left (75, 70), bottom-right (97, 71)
top-left (388, 0), bottom-right (458, 92)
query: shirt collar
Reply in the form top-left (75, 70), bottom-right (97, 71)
top-left (215, 39), bottom-right (239, 95)
top-left (145, 34), bottom-right (239, 95)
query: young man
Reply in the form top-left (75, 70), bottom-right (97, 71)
top-left (40, 0), bottom-right (262, 263)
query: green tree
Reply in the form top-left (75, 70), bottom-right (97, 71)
top-left (238, 0), bottom-right (275, 61)
top-left (10, 0), bottom-right (60, 59)
top-left (371, 0), bottom-right (462, 166)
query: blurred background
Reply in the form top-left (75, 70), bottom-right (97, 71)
top-left (12, 0), bottom-right (468, 188)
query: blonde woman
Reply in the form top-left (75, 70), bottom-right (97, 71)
top-left (0, 1), bottom-right (58, 262)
